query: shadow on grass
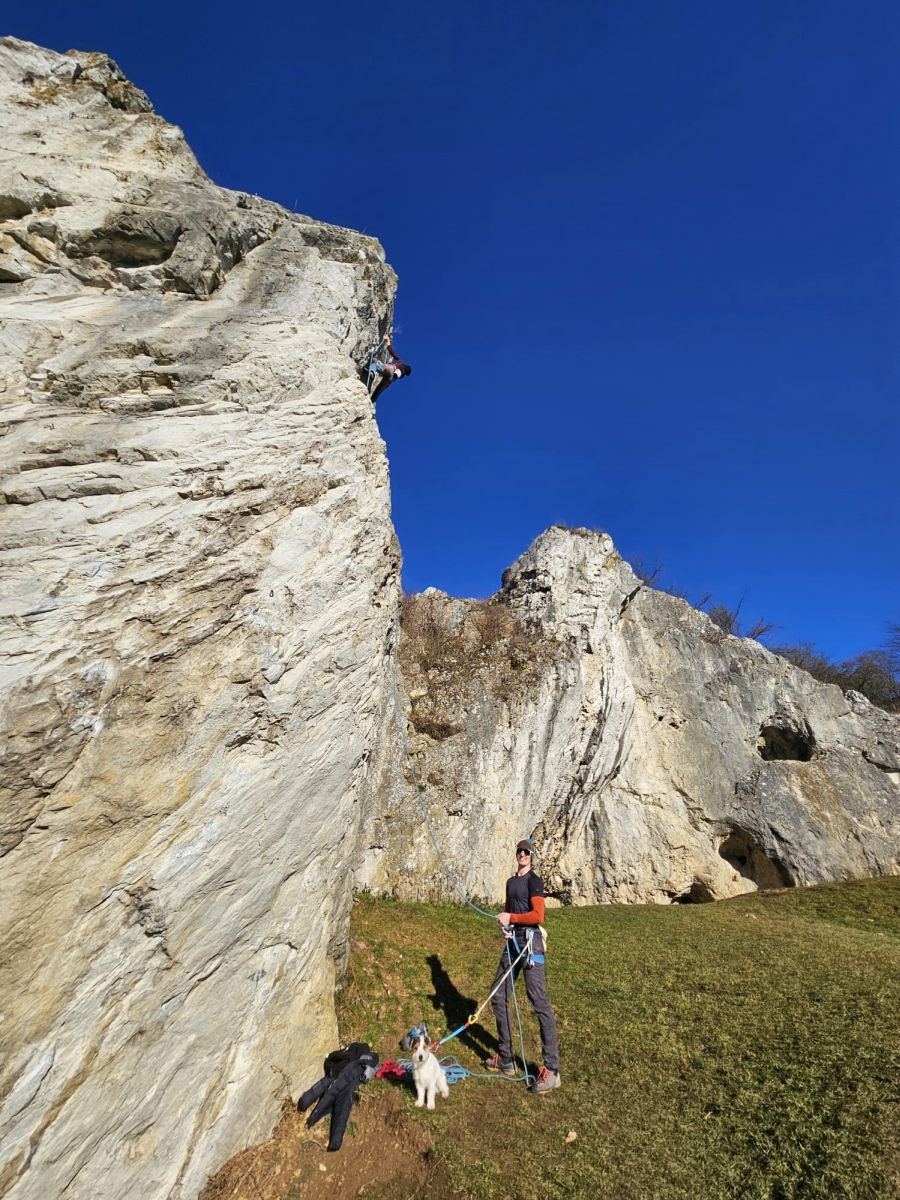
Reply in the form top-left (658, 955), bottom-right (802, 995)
top-left (426, 954), bottom-right (497, 1059)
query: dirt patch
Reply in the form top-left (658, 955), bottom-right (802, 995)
top-left (200, 1086), bottom-right (442, 1200)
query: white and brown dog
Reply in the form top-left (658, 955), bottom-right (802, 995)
top-left (409, 1033), bottom-right (449, 1110)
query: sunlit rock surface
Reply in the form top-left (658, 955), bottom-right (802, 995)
top-left (0, 37), bottom-right (398, 1200)
top-left (360, 526), bottom-right (899, 905)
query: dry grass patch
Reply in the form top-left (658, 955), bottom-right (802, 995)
top-left (399, 593), bottom-right (560, 738)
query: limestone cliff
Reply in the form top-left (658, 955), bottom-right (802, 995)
top-left (359, 527), bottom-right (899, 905)
top-left (0, 38), bottom-right (398, 1200)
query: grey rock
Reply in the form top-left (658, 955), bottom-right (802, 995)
top-left (359, 526), bottom-right (899, 906)
top-left (0, 36), bottom-right (398, 1200)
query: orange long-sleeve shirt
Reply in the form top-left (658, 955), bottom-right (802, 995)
top-left (509, 894), bottom-right (545, 925)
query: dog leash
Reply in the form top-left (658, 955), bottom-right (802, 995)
top-left (434, 937), bottom-right (530, 1047)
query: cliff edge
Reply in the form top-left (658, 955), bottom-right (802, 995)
top-left (0, 37), bottom-right (398, 1200)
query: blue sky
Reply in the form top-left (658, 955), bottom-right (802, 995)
top-left (12, 1), bottom-right (898, 660)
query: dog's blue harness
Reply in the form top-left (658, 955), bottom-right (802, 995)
top-left (399, 1023), bottom-right (429, 1051)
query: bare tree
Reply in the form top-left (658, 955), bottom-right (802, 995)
top-left (746, 617), bottom-right (778, 640)
top-left (631, 558), bottom-right (663, 586)
top-left (771, 635), bottom-right (900, 713)
top-left (707, 604), bottom-right (739, 636)
top-left (887, 622), bottom-right (900, 677)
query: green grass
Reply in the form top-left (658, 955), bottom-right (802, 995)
top-left (338, 879), bottom-right (900, 1200)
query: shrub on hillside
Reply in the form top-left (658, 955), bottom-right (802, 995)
top-left (771, 642), bottom-right (900, 712)
top-left (399, 593), bottom-right (459, 674)
top-left (399, 592), bottom-right (556, 721)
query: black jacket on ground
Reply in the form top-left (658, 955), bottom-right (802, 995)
top-left (297, 1043), bottom-right (379, 1152)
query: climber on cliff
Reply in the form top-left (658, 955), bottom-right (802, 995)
top-left (484, 838), bottom-right (561, 1094)
top-left (369, 333), bottom-right (411, 402)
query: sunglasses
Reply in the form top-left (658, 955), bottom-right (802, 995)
top-left (516, 849), bottom-right (532, 856)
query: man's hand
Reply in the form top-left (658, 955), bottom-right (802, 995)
top-left (497, 912), bottom-right (512, 927)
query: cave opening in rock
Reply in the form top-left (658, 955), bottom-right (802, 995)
top-left (718, 828), bottom-right (793, 889)
top-left (671, 879), bottom-right (715, 904)
top-left (757, 721), bottom-right (816, 761)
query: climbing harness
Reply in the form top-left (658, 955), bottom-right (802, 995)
top-left (388, 676), bottom-right (534, 1086)
top-left (506, 925), bottom-right (548, 967)
top-left (364, 337), bottom-right (385, 394)
top-left (509, 926), bottom-right (537, 967)
top-left (365, 330), bottom-right (395, 394)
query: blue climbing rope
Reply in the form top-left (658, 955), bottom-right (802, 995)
top-left (394, 1056), bottom-right (496, 1085)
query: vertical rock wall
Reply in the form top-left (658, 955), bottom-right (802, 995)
top-left (0, 39), bottom-right (399, 1200)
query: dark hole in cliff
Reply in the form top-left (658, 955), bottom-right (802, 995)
top-left (671, 879), bottom-right (715, 904)
top-left (68, 214), bottom-right (182, 267)
top-left (408, 713), bottom-right (461, 741)
top-left (757, 721), bottom-right (815, 761)
top-left (80, 230), bottom-right (179, 266)
top-left (718, 829), bottom-right (793, 889)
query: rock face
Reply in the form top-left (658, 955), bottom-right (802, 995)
top-left (359, 526), bottom-right (899, 906)
top-left (0, 38), bottom-right (398, 1200)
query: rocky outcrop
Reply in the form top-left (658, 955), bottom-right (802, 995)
top-left (359, 527), bottom-right (899, 905)
top-left (0, 38), bottom-right (398, 1200)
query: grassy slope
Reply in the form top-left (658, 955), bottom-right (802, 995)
top-left (338, 879), bottom-right (900, 1200)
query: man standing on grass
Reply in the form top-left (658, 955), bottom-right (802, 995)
top-left (485, 838), bottom-right (561, 1094)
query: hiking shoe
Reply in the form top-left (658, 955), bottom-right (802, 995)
top-left (484, 1053), bottom-right (516, 1076)
top-left (532, 1066), bottom-right (561, 1094)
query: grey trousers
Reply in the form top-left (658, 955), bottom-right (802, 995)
top-left (489, 951), bottom-right (560, 1072)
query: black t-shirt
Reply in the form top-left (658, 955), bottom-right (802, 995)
top-left (505, 870), bottom-right (544, 914)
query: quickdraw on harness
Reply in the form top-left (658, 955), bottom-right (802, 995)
top-left (504, 924), bottom-right (548, 967)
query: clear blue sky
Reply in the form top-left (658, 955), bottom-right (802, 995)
top-left (12, 1), bottom-right (899, 660)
